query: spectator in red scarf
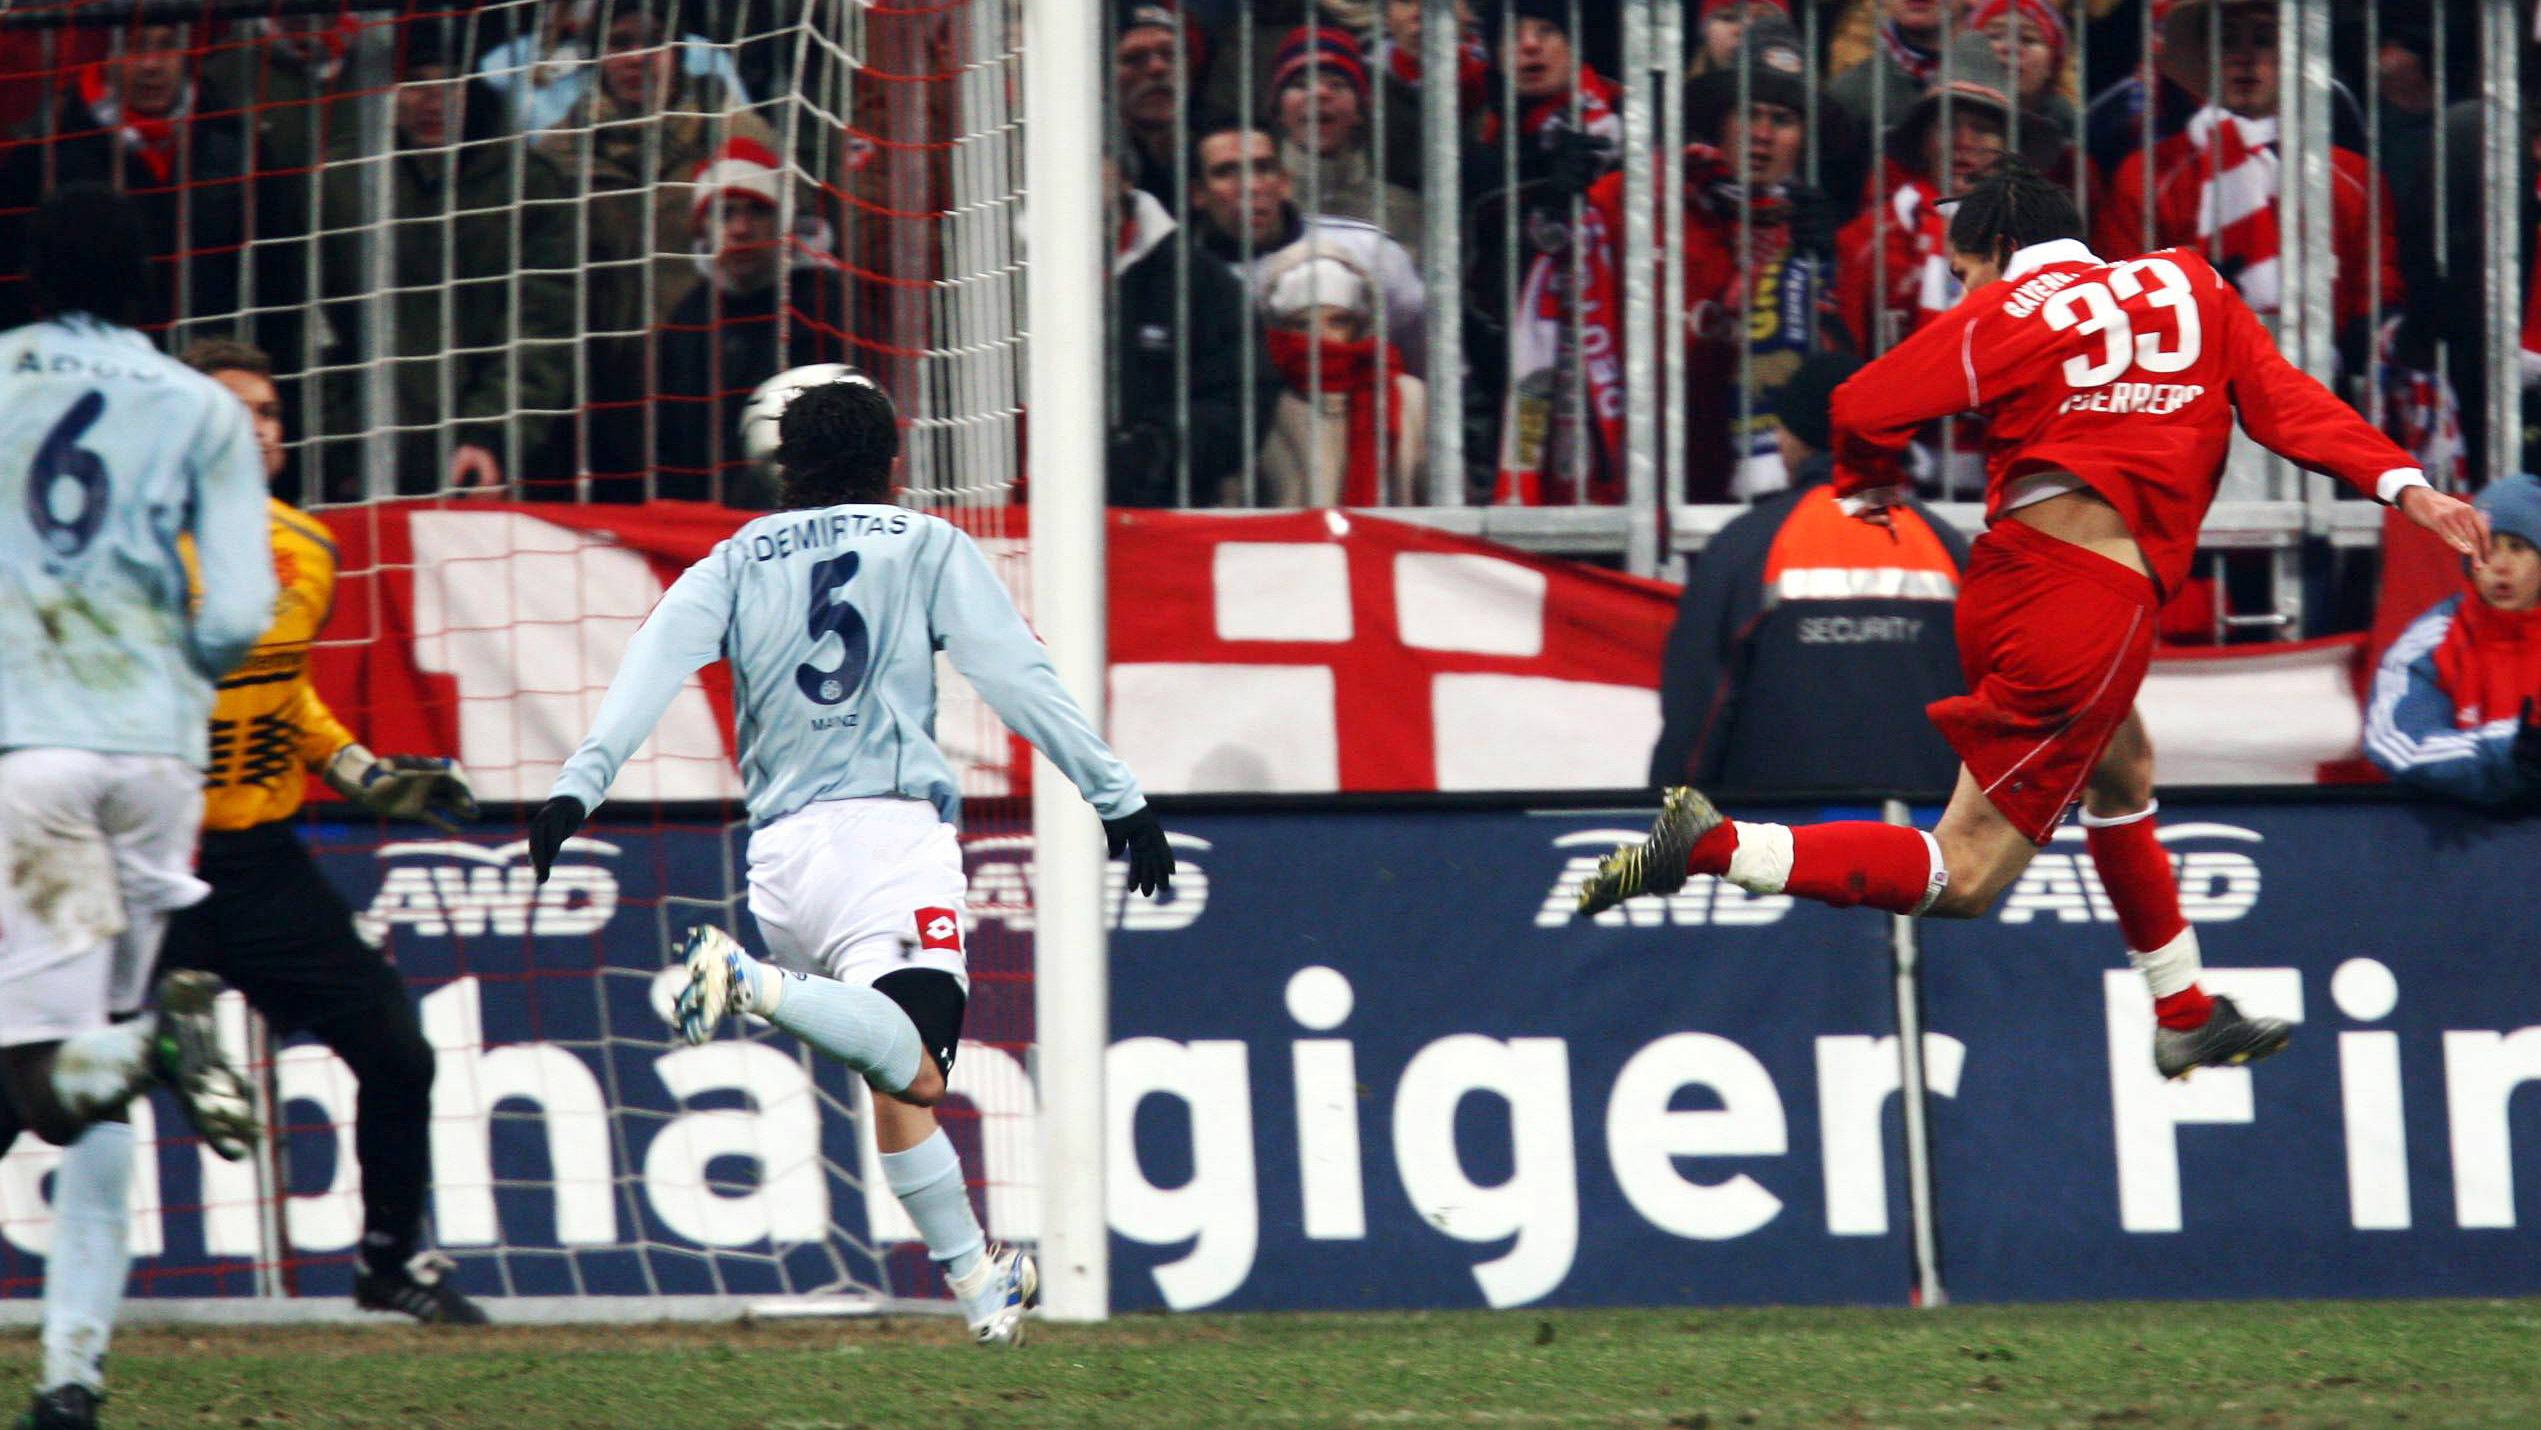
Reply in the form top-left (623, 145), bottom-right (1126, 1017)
top-left (1499, 14), bottom-right (1826, 505)
top-left (1256, 253), bottom-right (1428, 507)
top-left (1509, 0), bottom-right (1619, 187)
top-left (1269, 27), bottom-right (1421, 256)
top-left (2367, 474), bottom-right (2541, 809)
top-left (0, 21), bottom-right (245, 335)
top-left (2094, 0), bottom-right (2401, 339)
top-left (1965, 0), bottom-right (2075, 154)
top-left (1371, 0), bottom-right (1496, 196)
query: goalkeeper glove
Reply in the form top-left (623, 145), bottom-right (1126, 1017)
top-left (1103, 806), bottom-right (1176, 899)
top-left (323, 744), bottom-right (477, 833)
top-left (527, 796), bottom-right (588, 886)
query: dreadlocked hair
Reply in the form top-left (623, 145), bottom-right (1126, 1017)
top-left (775, 379), bottom-right (901, 509)
top-left (1944, 155), bottom-right (2085, 271)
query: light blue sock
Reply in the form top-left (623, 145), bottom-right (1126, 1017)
top-left (758, 970), bottom-right (924, 1095)
top-left (881, 1129), bottom-right (985, 1282)
top-left (42, 1121), bottom-right (133, 1394)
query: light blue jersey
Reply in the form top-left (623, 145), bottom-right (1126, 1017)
top-left (0, 317), bottom-right (275, 766)
top-left (553, 505), bottom-right (1144, 827)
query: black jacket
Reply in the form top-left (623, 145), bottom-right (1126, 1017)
top-left (1650, 456), bottom-right (1971, 794)
top-left (1108, 198), bottom-right (1274, 507)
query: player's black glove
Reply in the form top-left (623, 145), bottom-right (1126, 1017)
top-left (528, 796), bottom-right (587, 886)
top-left (1782, 182), bottom-right (1836, 263)
top-left (1103, 806), bottom-right (1175, 899)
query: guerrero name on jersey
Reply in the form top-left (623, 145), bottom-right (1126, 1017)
top-left (1829, 240), bottom-right (2423, 598)
top-left (553, 504), bottom-right (1144, 827)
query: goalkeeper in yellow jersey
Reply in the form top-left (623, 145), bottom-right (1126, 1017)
top-left (166, 341), bottom-right (486, 1324)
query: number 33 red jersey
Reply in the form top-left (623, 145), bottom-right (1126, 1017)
top-left (1829, 239), bottom-right (2423, 599)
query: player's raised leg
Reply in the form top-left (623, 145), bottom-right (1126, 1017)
top-left (1576, 767), bottom-right (2035, 921)
top-left (2081, 711), bottom-right (2290, 1078)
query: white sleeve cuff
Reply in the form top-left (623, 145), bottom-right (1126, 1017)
top-left (2377, 469), bottom-right (2431, 506)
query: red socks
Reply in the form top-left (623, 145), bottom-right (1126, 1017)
top-left (1690, 820), bottom-right (1941, 916)
top-left (2086, 805), bottom-right (2213, 1030)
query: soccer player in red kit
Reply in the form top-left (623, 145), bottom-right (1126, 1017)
top-left (1578, 160), bottom-right (2492, 1078)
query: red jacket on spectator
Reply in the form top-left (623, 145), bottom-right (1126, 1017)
top-left (1834, 157), bottom-right (1957, 355)
top-left (2095, 107), bottom-right (2402, 332)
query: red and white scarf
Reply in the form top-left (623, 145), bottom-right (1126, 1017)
top-left (2181, 106), bottom-right (2282, 312)
top-left (1517, 63), bottom-right (1620, 146)
top-left (1878, 20), bottom-right (1940, 86)
top-left (1266, 329), bottom-right (1411, 508)
top-left (79, 63), bottom-right (190, 185)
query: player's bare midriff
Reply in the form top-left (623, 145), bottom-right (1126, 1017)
top-left (2005, 479), bottom-right (2151, 578)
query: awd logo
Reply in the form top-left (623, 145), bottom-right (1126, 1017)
top-left (1538, 830), bottom-right (1793, 929)
top-left (358, 837), bottom-right (621, 940)
top-left (2001, 822), bottom-right (2262, 924)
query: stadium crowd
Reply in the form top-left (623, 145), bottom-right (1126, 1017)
top-left (0, 3), bottom-right (2526, 523)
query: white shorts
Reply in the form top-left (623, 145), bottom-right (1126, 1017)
top-left (0, 749), bottom-right (209, 1048)
top-left (746, 796), bottom-right (969, 994)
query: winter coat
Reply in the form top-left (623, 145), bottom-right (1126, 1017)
top-left (1111, 189), bottom-right (1278, 506)
top-left (317, 118), bottom-right (578, 494)
top-left (1276, 137), bottom-right (1422, 261)
top-left (1650, 456), bottom-right (1970, 793)
top-left (1258, 346), bottom-right (1426, 506)
top-left (651, 261), bottom-right (850, 507)
top-left (2365, 592), bottom-right (2541, 808)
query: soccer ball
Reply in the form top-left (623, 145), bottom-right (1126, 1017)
top-left (739, 363), bottom-right (883, 464)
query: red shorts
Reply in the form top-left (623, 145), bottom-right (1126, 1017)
top-left (1925, 520), bottom-right (2158, 844)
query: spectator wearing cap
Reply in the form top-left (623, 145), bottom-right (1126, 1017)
top-left (1965, 0), bottom-right (2075, 145)
top-left (2095, 0), bottom-right (2401, 341)
top-left (317, 24), bottom-right (576, 497)
top-left (646, 140), bottom-right (850, 506)
top-left (1107, 142), bottom-right (1273, 507)
top-left (1835, 31), bottom-right (2061, 360)
top-left (1270, 26), bottom-right (1422, 257)
top-left (1648, 351), bottom-right (1970, 793)
top-left (1115, 0), bottom-right (1210, 210)
top-left (1689, 0), bottom-right (1792, 78)
top-left (1187, 119), bottom-right (1427, 377)
top-left (1369, 0), bottom-right (1498, 196)
top-left (2366, 475), bottom-right (2541, 809)
top-left (0, 20), bottom-right (247, 337)
top-left (1509, 0), bottom-right (1620, 187)
top-left (1255, 252), bottom-right (1428, 507)
top-left (476, 0), bottom-right (749, 137)
top-left (1499, 14), bottom-right (1829, 505)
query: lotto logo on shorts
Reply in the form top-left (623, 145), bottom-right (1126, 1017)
top-left (914, 907), bottom-right (962, 953)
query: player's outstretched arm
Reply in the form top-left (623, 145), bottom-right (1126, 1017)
top-left (927, 528), bottom-right (1170, 895)
top-left (543, 553), bottom-right (736, 844)
top-left (1828, 304), bottom-right (1994, 522)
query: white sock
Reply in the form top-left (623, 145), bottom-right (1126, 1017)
top-left (761, 972), bottom-right (924, 1095)
top-left (2130, 925), bottom-right (2204, 999)
top-left (882, 1129), bottom-right (987, 1285)
top-left (47, 1020), bottom-right (155, 1125)
top-left (1722, 821), bottom-right (1796, 894)
top-left (42, 1121), bottom-right (133, 1394)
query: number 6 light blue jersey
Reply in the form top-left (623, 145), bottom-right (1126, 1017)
top-left (0, 316), bottom-right (276, 766)
top-left (552, 504), bottom-right (1145, 827)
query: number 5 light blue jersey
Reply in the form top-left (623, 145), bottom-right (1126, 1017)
top-left (552, 505), bottom-right (1145, 827)
top-left (0, 316), bottom-right (275, 766)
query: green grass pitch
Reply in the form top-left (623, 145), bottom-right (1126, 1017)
top-left (6, 1300), bottom-right (2536, 1429)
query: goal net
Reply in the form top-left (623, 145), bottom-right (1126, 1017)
top-left (0, 0), bottom-right (1040, 1320)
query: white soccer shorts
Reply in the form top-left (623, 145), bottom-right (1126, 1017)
top-left (745, 795), bottom-right (970, 994)
top-left (0, 749), bottom-right (210, 1048)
